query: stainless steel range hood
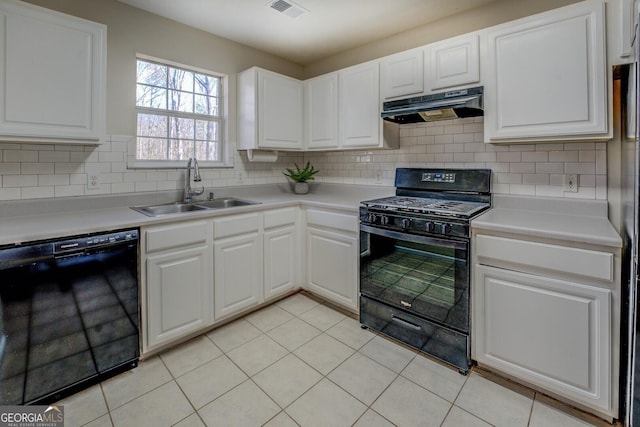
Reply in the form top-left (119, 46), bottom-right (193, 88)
top-left (382, 86), bottom-right (483, 124)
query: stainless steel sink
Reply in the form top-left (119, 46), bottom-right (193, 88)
top-left (194, 197), bottom-right (260, 209)
top-left (131, 198), bottom-right (260, 217)
top-left (131, 202), bottom-right (209, 217)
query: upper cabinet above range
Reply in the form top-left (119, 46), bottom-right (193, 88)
top-left (426, 34), bottom-right (480, 93)
top-left (0, 0), bottom-right (106, 144)
top-left (380, 48), bottom-right (424, 100)
top-left (380, 33), bottom-right (480, 100)
top-left (482, 0), bottom-right (609, 143)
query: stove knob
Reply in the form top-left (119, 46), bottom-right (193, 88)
top-left (425, 222), bottom-right (434, 233)
top-left (367, 213), bottom-right (377, 223)
top-left (380, 216), bottom-right (390, 225)
top-left (400, 218), bottom-right (412, 229)
top-left (439, 223), bottom-right (451, 234)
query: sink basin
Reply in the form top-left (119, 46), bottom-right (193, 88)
top-left (131, 202), bottom-right (209, 217)
top-left (131, 198), bottom-right (260, 217)
top-left (194, 197), bottom-right (260, 209)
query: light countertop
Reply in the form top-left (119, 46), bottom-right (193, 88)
top-left (0, 183), bottom-right (394, 246)
top-left (471, 194), bottom-right (622, 248)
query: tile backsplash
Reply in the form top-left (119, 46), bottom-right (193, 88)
top-left (305, 118), bottom-right (606, 200)
top-left (0, 118), bottom-right (606, 202)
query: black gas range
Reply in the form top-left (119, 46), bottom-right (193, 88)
top-left (359, 168), bottom-right (491, 373)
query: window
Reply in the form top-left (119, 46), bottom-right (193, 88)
top-left (135, 57), bottom-right (227, 166)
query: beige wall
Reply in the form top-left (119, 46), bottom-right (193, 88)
top-left (303, 0), bottom-right (581, 78)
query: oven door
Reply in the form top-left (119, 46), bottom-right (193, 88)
top-left (360, 224), bottom-right (469, 333)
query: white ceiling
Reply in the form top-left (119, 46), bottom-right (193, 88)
top-left (116, 0), bottom-right (497, 65)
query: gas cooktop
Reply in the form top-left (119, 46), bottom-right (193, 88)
top-left (361, 195), bottom-right (489, 218)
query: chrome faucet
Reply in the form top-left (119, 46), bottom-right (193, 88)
top-left (184, 157), bottom-right (204, 203)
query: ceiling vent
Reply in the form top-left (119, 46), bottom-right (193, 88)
top-left (267, 0), bottom-right (308, 19)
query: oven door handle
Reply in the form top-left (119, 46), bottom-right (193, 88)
top-left (359, 224), bottom-right (468, 250)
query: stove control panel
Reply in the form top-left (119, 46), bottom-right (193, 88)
top-left (360, 209), bottom-right (469, 238)
top-left (422, 172), bottom-right (455, 183)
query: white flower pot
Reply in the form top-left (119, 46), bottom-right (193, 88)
top-left (294, 182), bottom-right (309, 194)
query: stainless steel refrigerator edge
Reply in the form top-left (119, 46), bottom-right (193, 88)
top-left (621, 16), bottom-right (640, 426)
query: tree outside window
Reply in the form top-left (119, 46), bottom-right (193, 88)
top-left (135, 58), bottom-right (224, 163)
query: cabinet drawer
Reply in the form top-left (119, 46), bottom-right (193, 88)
top-left (145, 221), bottom-right (208, 253)
top-left (264, 207), bottom-right (297, 229)
top-left (476, 235), bottom-right (613, 282)
top-left (306, 209), bottom-right (357, 233)
top-left (213, 213), bottom-right (260, 239)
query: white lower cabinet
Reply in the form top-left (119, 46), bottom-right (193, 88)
top-left (213, 213), bottom-right (263, 320)
top-left (475, 265), bottom-right (611, 411)
top-left (264, 208), bottom-right (299, 300)
top-left (305, 208), bottom-right (359, 312)
top-left (142, 220), bottom-right (213, 352)
top-left (141, 205), bottom-right (358, 352)
top-left (473, 234), bottom-right (619, 418)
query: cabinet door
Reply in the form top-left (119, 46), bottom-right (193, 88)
top-left (258, 69), bottom-right (304, 149)
top-left (483, 1), bottom-right (607, 142)
top-left (474, 264), bottom-right (612, 414)
top-left (339, 62), bottom-right (381, 148)
top-left (146, 246), bottom-right (212, 349)
top-left (380, 49), bottom-right (424, 99)
top-left (214, 233), bottom-right (263, 319)
top-left (264, 226), bottom-right (297, 300)
top-left (427, 34), bottom-right (479, 92)
top-left (306, 73), bottom-right (339, 149)
top-left (306, 227), bottom-right (358, 311)
top-left (0, 1), bottom-right (105, 143)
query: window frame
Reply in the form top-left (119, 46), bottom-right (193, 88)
top-left (129, 54), bottom-right (231, 169)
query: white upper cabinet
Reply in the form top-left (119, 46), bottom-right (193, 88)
top-left (426, 33), bottom-right (480, 92)
top-left (237, 67), bottom-right (304, 151)
top-left (608, 0), bottom-right (638, 63)
top-left (483, 0), bottom-right (608, 143)
top-left (339, 61), bottom-right (382, 148)
top-left (0, 0), bottom-right (106, 143)
top-left (305, 73), bottom-right (339, 149)
top-left (380, 48), bottom-right (424, 100)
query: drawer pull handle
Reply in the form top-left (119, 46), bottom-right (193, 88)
top-left (391, 315), bottom-right (422, 331)
top-left (400, 300), bottom-right (412, 308)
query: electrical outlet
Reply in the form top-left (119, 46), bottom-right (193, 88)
top-left (375, 169), bottom-right (383, 184)
top-left (87, 173), bottom-right (101, 190)
top-left (563, 174), bottom-right (578, 192)
top-left (236, 171), bottom-right (244, 183)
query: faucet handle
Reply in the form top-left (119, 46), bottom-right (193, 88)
top-left (208, 192), bottom-right (215, 201)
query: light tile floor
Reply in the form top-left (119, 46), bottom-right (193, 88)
top-left (59, 292), bottom-right (616, 427)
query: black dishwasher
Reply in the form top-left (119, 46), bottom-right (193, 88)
top-left (0, 229), bottom-right (140, 405)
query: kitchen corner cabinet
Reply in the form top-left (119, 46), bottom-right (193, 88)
top-left (237, 67), bottom-right (304, 151)
top-left (483, 0), bottom-right (608, 143)
top-left (0, 0), bottom-right (106, 143)
top-left (305, 208), bottom-right (359, 312)
top-left (264, 207), bottom-right (299, 300)
top-left (305, 73), bottom-right (339, 150)
top-left (142, 220), bottom-right (213, 352)
top-left (426, 33), bottom-right (480, 92)
top-left (472, 233), bottom-right (619, 418)
top-left (213, 213), bottom-right (264, 320)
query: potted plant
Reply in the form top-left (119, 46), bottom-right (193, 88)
top-left (283, 161), bottom-right (319, 194)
